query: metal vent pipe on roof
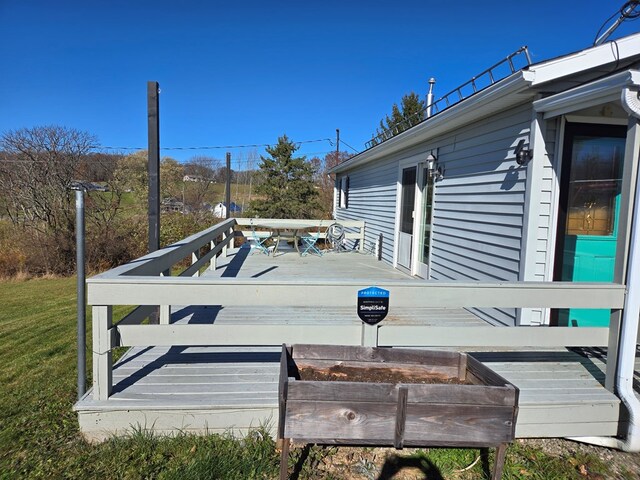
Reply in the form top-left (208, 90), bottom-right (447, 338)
top-left (426, 78), bottom-right (436, 118)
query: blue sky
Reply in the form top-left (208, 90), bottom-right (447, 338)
top-left (2, 1), bottom-right (639, 169)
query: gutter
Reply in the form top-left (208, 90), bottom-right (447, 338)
top-left (569, 85), bottom-right (640, 452)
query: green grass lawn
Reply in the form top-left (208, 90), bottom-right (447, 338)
top-left (0, 277), bottom-right (279, 479)
top-left (0, 277), bottom-right (623, 479)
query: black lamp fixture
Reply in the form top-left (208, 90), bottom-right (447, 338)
top-left (514, 139), bottom-right (533, 166)
top-left (427, 152), bottom-right (443, 180)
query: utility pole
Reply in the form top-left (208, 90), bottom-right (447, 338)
top-left (225, 152), bottom-right (231, 219)
top-left (147, 81), bottom-right (160, 252)
top-left (336, 129), bottom-right (340, 158)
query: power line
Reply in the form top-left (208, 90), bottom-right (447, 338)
top-left (93, 137), bottom-right (333, 152)
top-left (0, 150), bottom-right (336, 165)
top-left (339, 139), bottom-right (359, 154)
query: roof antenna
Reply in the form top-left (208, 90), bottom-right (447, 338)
top-left (594, 0), bottom-right (640, 46)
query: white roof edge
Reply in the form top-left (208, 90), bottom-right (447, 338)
top-left (528, 33), bottom-right (640, 86)
top-left (331, 33), bottom-right (640, 175)
top-left (331, 71), bottom-right (534, 174)
top-left (534, 69), bottom-right (640, 118)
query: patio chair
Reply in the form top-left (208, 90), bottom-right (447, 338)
top-left (249, 220), bottom-right (271, 255)
top-left (300, 223), bottom-right (324, 257)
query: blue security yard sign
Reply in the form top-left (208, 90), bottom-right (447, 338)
top-left (357, 286), bottom-right (390, 325)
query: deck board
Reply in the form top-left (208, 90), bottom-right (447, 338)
top-left (207, 246), bottom-right (412, 281)
top-left (76, 344), bottom-right (624, 440)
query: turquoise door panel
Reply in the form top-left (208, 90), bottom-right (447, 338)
top-left (556, 129), bottom-right (624, 328)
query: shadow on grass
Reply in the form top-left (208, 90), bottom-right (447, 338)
top-left (289, 444), bottom-right (311, 480)
top-left (375, 453), bottom-right (445, 480)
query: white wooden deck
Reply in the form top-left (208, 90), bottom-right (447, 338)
top-left (75, 248), bottom-right (631, 442)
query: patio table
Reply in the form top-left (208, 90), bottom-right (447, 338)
top-left (253, 222), bottom-right (317, 256)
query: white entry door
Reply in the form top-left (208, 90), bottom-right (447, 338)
top-left (397, 166), bottom-right (417, 270)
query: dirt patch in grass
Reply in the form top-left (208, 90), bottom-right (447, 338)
top-left (287, 438), bottom-right (640, 479)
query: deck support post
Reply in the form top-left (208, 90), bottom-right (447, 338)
top-left (92, 305), bottom-right (113, 401)
top-left (361, 324), bottom-right (378, 347)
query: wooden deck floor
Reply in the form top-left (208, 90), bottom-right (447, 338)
top-left (76, 344), bottom-right (626, 441)
top-left (75, 248), bottom-right (628, 442)
top-left (208, 245), bottom-right (414, 281)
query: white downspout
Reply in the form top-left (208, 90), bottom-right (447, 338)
top-left (569, 86), bottom-right (640, 451)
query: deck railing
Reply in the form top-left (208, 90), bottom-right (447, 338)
top-left (87, 218), bottom-right (626, 401)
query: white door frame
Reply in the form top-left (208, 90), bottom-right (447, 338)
top-left (393, 151), bottom-right (435, 274)
top-left (411, 162), bottom-right (434, 278)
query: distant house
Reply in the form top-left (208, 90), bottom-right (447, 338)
top-left (213, 202), bottom-right (242, 218)
top-left (331, 32), bottom-right (640, 327)
top-left (84, 182), bottom-right (109, 192)
top-left (161, 198), bottom-right (185, 213)
top-left (183, 175), bottom-right (204, 182)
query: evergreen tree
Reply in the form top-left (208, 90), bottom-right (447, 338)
top-left (371, 92), bottom-right (426, 146)
top-left (250, 135), bottom-right (320, 219)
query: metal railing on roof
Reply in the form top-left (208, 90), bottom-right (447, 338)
top-left (365, 46), bottom-right (532, 149)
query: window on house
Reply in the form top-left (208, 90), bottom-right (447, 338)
top-left (340, 176), bottom-right (349, 209)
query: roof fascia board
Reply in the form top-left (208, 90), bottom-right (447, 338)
top-left (331, 71), bottom-right (535, 174)
top-left (528, 34), bottom-right (640, 86)
top-left (534, 69), bottom-right (640, 119)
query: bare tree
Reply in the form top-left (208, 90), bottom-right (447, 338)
top-left (0, 126), bottom-right (96, 229)
top-left (310, 150), bottom-right (351, 218)
top-left (0, 125), bottom-right (97, 272)
top-left (183, 156), bottom-right (220, 209)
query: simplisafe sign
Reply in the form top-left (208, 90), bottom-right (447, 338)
top-left (357, 287), bottom-right (389, 325)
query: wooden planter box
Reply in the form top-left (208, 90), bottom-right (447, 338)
top-left (278, 344), bottom-right (519, 480)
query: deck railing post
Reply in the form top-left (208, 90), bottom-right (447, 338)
top-left (210, 240), bottom-right (217, 271)
top-left (92, 305), bottom-right (113, 401)
top-left (361, 323), bottom-right (378, 347)
top-left (605, 310), bottom-right (622, 392)
top-left (191, 250), bottom-right (201, 278)
top-left (222, 229), bottom-right (229, 258)
top-left (159, 305), bottom-right (171, 324)
top-left (359, 222), bottom-right (365, 252)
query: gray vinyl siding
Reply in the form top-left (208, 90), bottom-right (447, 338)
top-left (429, 103), bottom-right (531, 326)
top-left (335, 158), bottom-right (398, 263)
top-left (337, 102), bottom-right (532, 326)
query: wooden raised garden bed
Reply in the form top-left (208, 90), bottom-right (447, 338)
top-left (278, 344), bottom-right (519, 480)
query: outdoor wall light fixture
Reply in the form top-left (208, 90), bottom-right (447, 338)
top-left (514, 139), bottom-right (533, 166)
top-left (427, 152), bottom-right (443, 180)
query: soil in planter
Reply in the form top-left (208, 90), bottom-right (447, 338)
top-left (298, 365), bottom-right (473, 385)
